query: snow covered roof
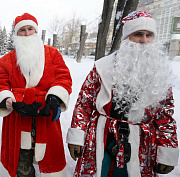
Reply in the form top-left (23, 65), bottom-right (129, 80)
top-left (171, 34), bottom-right (180, 40)
top-left (85, 38), bottom-right (97, 43)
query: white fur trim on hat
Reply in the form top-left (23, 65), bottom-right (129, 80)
top-left (121, 17), bottom-right (156, 41)
top-left (14, 20), bottom-right (38, 35)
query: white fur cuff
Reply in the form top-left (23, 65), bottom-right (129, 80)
top-left (46, 86), bottom-right (70, 111)
top-left (0, 90), bottom-right (15, 117)
top-left (156, 146), bottom-right (179, 166)
top-left (66, 128), bottom-right (86, 146)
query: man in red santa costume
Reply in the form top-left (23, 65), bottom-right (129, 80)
top-left (67, 11), bottom-right (179, 177)
top-left (0, 13), bottom-right (72, 177)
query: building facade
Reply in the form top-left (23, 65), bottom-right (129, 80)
top-left (138, 0), bottom-right (180, 44)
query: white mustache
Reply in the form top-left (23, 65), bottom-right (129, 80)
top-left (111, 38), bottom-right (174, 112)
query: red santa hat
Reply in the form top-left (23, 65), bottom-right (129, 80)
top-left (14, 13), bottom-right (38, 35)
top-left (121, 10), bottom-right (156, 40)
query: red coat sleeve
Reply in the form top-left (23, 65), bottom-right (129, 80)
top-left (49, 46), bottom-right (72, 94)
top-left (154, 88), bottom-right (178, 148)
top-left (71, 65), bottom-right (101, 132)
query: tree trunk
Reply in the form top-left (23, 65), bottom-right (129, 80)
top-left (41, 30), bottom-right (46, 44)
top-left (95, 0), bottom-right (115, 61)
top-left (110, 0), bottom-right (139, 53)
top-left (53, 33), bottom-right (57, 48)
top-left (76, 25), bottom-right (88, 63)
top-left (48, 38), bottom-right (51, 46)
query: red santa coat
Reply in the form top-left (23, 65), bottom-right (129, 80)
top-left (67, 53), bottom-right (179, 177)
top-left (0, 45), bottom-right (72, 177)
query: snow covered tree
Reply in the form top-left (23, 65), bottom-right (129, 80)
top-left (95, 0), bottom-right (139, 60)
top-left (7, 21), bottom-right (15, 51)
top-left (110, 0), bottom-right (139, 53)
top-left (2, 27), bottom-right (8, 54)
top-left (76, 24), bottom-right (88, 63)
top-left (62, 16), bottom-right (81, 50)
top-left (95, 0), bottom-right (114, 61)
top-left (0, 25), bottom-right (3, 54)
top-left (0, 25), bottom-right (8, 55)
top-left (48, 14), bottom-right (82, 51)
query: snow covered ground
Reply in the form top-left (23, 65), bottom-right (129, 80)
top-left (0, 55), bottom-right (180, 177)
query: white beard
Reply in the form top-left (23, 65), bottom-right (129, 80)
top-left (13, 34), bottom-right (45, 88)
top-left (14, 34), bottom-right (44, 75)
top-left (111, 39), bottom-right (174, 122)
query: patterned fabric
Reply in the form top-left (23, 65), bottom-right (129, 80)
top-left (122, 10), bottom-right (152, 24)
top-left (108, 119), bottom-right (125, 168)
top-left (71, 65), bottom-right (178, 177)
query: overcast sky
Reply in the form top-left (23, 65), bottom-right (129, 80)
top-left (0, 0), bottom-right (104, 38)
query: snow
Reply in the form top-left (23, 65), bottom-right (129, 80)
top-left (81, 21), bottom-right (86, 26)
top-left (173, 56), bottom-right (180, 61)
top-left (98, 17), bottom-right (102, 25)
top-left (171, 34), bottom-right (180, 40)
top-left (0, 56), bottom-right (180, 177)
top-left (116, 11), bottom-right (123, 20)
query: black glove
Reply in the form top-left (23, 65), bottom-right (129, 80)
top-left (44, 95), bottom-right (62, 121)
top-left (12, 101), bottom-right (42, 117)
top-left (154, 163), bottom-right (174, 174)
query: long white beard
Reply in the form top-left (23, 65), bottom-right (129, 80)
top-left (111, 39), bottom-right (174, 120)
top-left (14, 34), bottom-right (44, 76)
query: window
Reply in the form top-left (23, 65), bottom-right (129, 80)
top-left (164, 0), bottom-right (173, 6)
top-left (160, 25), bottom-right (164, 31)
top-left (156, 27), bottom-right (160, 33)
top-left (170, 6), bottom-right (176, 12)
top-left (154, 4), bottom-right (160, 9)
top-left (157, 15), bottom-right (161, 19)
top-left (164, 24), bottom-right (168, 32)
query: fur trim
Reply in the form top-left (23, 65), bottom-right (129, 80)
top-left (156, 146), bottom-right (179, 166)
top-left (122, 17), bottom-right (156, 41)
top-left (95, 53), bottom-right (145, 123)
top-left (96, 115), bottom-right (107, 177)
top-left (0, 162), bottom-right (11, 177)
top-left (35, 143), bottom-right (46, 162)
top-left (95, 55), bottom-right (142, 176)
top-left (66, 128), bottom-right (86, 146)
top-left (25, 46), bottom-right (45, 88)
top-left (0, 90), bottom-right (15, 117)
top-left (46, 86), bottom-right (70, 111)
top-left (127, 124), bottom-right (141, 177)
top-left (21, 131), bottom-right (32, 149)
top-left (95, 55), bottom-right (115, 177)
top-left (95, 53), bottom-right (115, 114)
top-left (14, 20), bottom-right (38, 35)
top-left (41, 166), bottom-right (67, 177)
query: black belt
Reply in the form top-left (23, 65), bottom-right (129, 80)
top-left (107, 99), bottom-right (131, 163)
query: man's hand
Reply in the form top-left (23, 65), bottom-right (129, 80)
top-left (6, 98), bottom-right (16, 111)
top-left (154, 163), bottom-right (174, 174)
top-left (12, 101), bottom-right (42, 117)
top-left (68, 144), bottom-right (82, 161)
top-left (44, 95), bottom-right (62, 121)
